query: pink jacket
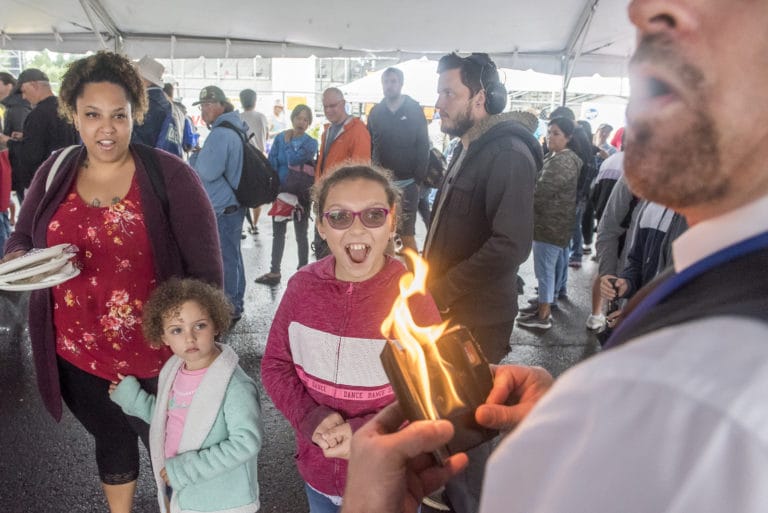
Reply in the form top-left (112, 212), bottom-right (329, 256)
top-left (261, 256), bottom-right (441, 496)
top-left (0, 150), bottom-right (10, 212)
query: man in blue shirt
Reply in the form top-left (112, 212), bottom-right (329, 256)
top-left (190, 85), bottom-right (247, 321)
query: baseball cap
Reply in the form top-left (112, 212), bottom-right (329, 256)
top-left (12, 68), bottom-right (49, 94)
top-left (193, 86), bottom-right (227, 105)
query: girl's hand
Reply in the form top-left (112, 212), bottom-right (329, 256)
top-left (160, 467), bottom-right (170, 485)
top-left (312, 412), bottom-right (345, 449)
top-left (322, 422), bottom-right (353, 459)
top-left (108, 373), bottom-right (126, 395)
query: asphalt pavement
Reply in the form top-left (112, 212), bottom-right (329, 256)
top-left (0, 214), bottom-right (601, 513)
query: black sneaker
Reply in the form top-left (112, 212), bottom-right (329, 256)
top-left (523, 299), bottom-right (558, 311)
top-left (517, 315), bottom-right (553, 329)
top-left (254, 273), bottom-right (281, 286)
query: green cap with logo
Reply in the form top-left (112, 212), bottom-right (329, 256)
top-left (193, 85), bottom-right (227, 105)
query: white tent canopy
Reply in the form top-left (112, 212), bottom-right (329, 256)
top-left (340, 58), bottom-right (630, 106)
top-left (2, 0), bottom-right (634, 77)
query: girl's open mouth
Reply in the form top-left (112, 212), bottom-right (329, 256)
top-left (346, 243), bottom-right (370, 264)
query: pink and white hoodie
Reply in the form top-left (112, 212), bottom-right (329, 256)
top-left (261, 255), bottom-right (441, 497)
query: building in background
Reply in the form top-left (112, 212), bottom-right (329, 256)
top-left (1, 50), bottom-right (628, 144)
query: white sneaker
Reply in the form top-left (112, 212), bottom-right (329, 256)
top-left (586, 314), bottom-right (606, 330)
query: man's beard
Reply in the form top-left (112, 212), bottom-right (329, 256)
top-left (625, 33), bottom-right (727, 209)
top-left (441, 102), bottom-right (474, 138)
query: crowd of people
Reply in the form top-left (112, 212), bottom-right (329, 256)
top-left (3, 1), bottom-right (768, 510)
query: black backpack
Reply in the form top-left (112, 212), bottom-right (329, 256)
top-left (218, 120), bottom-right (280, 208)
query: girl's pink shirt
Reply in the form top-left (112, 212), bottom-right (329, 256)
top-left (165, 365), bottom-right (208, 458)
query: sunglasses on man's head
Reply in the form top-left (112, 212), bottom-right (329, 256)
top-left (322, 208), bottom-right (390, 230)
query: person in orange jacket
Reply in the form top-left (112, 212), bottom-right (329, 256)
top-left (313, 88), bottom-right (371, 257)
top-left (315, 88), bottom-right (370, 181)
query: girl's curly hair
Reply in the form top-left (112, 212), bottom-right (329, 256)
top-left (142, 278), bottom-right (233, 347)
top-left (58, 51), bottom-right (148, 124)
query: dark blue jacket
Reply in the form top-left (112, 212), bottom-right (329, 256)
top-left (131, 86), bottom-right (172, 148)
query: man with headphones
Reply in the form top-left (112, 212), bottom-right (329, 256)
top-left (422, 52), bottom-right (543, 513)
top-left (424, 53), bottom-right (542, 364)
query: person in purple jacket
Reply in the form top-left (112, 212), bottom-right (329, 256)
top-left (261, 165), bottom-right (442, 513)
top-left (1, 51), bottom-right (222, 513)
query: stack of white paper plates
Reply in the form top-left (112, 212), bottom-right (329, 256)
top-left (0, 244), bottom-right (81, 291)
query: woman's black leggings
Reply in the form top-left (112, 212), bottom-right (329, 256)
top-left (57, 357), bottom-right (158, 485)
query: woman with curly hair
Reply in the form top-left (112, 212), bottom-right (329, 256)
top-left (1, 51), bottom-right (222, 513)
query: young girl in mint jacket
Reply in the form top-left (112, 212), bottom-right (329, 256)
top-left (111, 278), bottom-right (262, 513)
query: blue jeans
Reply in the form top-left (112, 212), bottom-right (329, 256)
top-left (270, 208), bottom-right (309, 274)
top-left (418, 186), bottom-right (433, 229)
top-left (555, 245), bottom-right (569, 297)
top-left (0, 212), bottom-right (10, 253)
top-left (216, 206), bottom-right (246, 317)
top-left (569, 200), bottom-right (585, 261)
top-left (304, 483), bottom-right (340, 513)
top-left (534, 241), bottom-right (566, 304)
top-left (395, 180), bottom-right (419, 237)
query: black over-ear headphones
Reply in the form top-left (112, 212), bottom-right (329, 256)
top-left (466, 53), bottom-right (507, 115)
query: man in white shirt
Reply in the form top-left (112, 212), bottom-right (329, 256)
top-left (239, 88), bottom-right (268, 154)
top-left (340, 2), bottom-right (768, 512)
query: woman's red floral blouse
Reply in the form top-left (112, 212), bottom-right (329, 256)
top-left (48, 176), bottom-right (171, 381)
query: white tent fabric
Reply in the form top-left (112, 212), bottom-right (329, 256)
top-left (2, 0), bottom-right (634, 77)
top-left (340, 59), bottom-right (630, 106)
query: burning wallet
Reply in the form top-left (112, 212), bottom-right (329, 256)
top-left (380, 325), bottom-right (497, 459)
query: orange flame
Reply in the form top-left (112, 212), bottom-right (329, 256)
top-left (380, 249), bottom-right (465, 420)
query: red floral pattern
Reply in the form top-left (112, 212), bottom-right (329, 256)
top-left (48, 176), bottom-right (171, 381)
